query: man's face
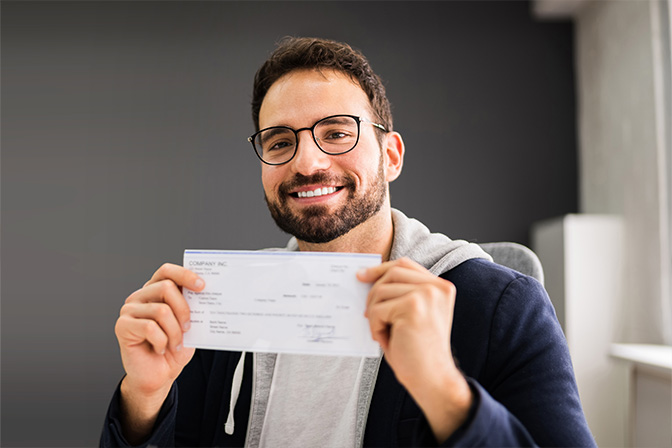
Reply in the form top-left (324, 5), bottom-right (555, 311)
top-left (259, 69), bottom-right (388, 244)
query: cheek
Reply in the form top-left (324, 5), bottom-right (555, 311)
top-left (344, 145), bottom-right (379, 177)
top-left (261, 167), bottom-right (279, 194)
top-left (353, 151), bottom-right (384, 184)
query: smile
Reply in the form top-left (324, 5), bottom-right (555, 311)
top-left (292, 186), bottom-right (342, 198)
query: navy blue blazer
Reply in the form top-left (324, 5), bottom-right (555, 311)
top-left (101, 259), bottom-right (596, 447)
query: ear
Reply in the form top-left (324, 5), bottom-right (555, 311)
top-left (383, 131), bottom-right (405, 182)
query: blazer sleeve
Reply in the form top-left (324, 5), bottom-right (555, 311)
top-left (415, 276), bottom-right (596, 447)
top-left (99, 380), bottom-right (178, 447)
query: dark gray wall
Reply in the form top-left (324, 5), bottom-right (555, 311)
top-left (1, 1), bottom-right (576, 445)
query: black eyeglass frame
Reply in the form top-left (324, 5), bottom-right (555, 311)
top-left (247, 114), bottom-right (387, 166)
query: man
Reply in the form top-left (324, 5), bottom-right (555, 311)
top-left (101, 37), bottom-right (595, 447)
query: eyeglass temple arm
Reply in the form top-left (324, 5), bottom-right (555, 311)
top-left (359, 117), bottom-right (387, 132)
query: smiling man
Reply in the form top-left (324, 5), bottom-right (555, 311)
top-left (101, 38), bottom-right (596, 447)
top-left (258, 68), bottom-right (397, 253)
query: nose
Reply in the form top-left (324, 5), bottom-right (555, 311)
top-left (289, 129), bottom-right (332, 174)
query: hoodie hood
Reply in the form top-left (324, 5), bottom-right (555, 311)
top-left (388, 208), bottom-right (492, 273)
top-left (284, 208), bottom-right (492, 273)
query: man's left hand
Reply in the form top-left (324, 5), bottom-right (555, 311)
top-left (357, 257), bottom-right (473, 442)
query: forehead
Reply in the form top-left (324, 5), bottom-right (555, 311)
top-left (259, 69), bottom-right (372, 129)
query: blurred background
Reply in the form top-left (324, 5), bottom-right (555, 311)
top-left (1, 1), bottom-right (670, 446)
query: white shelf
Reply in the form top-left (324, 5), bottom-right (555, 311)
top-left (610, 344), bottom-right (672, 372)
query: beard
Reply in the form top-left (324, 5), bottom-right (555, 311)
top-left (265, 155), bottom-right (387, 244)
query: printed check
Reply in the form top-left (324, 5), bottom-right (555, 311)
top-left (182, 250), bottom-right (381, 357)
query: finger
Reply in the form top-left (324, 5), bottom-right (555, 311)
top-left (375, 266), bottom-right (434, 288)
top-left (366, 298), bottom-right (407, 351)
top-left (357, 262), bottom-right (392, 283)
top-left (366, 287), bottom-right (435, 348)
top-left (367, 284), bottom-right (456, 340)
top-left (144, 263), bottom-right (205, 292)
top-left (357, 257), bottom-right (427, 283)
top-left (364, 282), bottom-right (417, 316)
top-left (120, 302), bottom-right (185, 353)
top-left (117, 316), bottom-right (169, 355)
top-left (357, 259), bottom-right (398, 283)
top-left (362, 261), bottom-right (442, 314)
top-left (125, 280), bottom-right (192, 332)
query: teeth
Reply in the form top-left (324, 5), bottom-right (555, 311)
top-left (297, 187), bottom-right (337, 198)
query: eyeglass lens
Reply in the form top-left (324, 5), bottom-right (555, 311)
top-left (253, 115), bottom-right (359, 164)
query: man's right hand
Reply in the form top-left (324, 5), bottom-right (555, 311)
top-left (114, 263), bottom-right (204, 444)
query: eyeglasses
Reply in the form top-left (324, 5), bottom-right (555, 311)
top-left (248, 114), bottom-right (387, 166)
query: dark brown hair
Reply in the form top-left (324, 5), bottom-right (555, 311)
top-left (251, 37), bottom-right (393, 132)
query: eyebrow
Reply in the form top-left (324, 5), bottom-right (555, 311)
top-left (258, 115), bottom-right (358, 142)
top-left (259, 127), bottom-right (294, 145)
top-left (318, 116), bottom-right (353, 126)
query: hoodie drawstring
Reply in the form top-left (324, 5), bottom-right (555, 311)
top-left (225, 351), bottom-right (246, 435)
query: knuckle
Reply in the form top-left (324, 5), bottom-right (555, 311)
top-left (159, 279), bottom-right (175, 297)
top-left (424, 284), bottom-right (447, 307)
top-left (159, 262), bottom-right (173, 274)
top-left (398, 257), bottom-right (413, 266)
top-left (414, 283), bottom-right (434, 301)
top-left (114, 317), bottom-right (126, 336)
top-left (420, 283), bottom-right (434, 295)
top-left (148, 263), bottom-right (173, 284)
top-left (397, 257), bottom-right (418, 270)
top-left (115, 315), bottom-right (138, 340)
top-left (407, 293), bottom-right (424, 314)
top-left (387, 266), bottom-right (404, 280)
top-left (124, 289), bottom-right (140, 304)
top-left (143, 320), bottom-right (158, 335)
top-left (119, 302), bottom-right (133, 316)
top-left (155, 303), bottom-right (173, 320)
top-left (440, 279), bottom-right (456, 297)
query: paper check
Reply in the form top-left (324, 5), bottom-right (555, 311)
top-left (182, 250), bottom-right (381, 357)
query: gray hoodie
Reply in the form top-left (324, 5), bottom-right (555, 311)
top-left (230, 209), bottom-right (491, 447)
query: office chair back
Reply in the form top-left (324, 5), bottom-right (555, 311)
top-left (480, 242), bottom-right (545, 286)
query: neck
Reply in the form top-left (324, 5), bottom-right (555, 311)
top-left (296, 205), bottom-right (395, 261)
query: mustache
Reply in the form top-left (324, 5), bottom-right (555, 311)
top-left (278, 172), bottom-right (356, 195)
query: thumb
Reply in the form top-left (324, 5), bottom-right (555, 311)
top-left (357, 263), bottom-right (386, 283)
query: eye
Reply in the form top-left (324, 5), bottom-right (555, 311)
top-left (319, 126), bottom-right (355, 141)
top-left (257, 128), bottom-right (295, 153)
top-left (315, 117), bottom-right (359, 145)
top-left (324, 130), bottom-right (349, 140)
top-left (267, 139), bottom-right (293, 152)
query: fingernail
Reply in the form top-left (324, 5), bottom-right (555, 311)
top-left (176, 344), bottom-right (182, 352)
top-left (357, 268), bottom-right (367, 277)
top-left (183, 321), bottom-right (191, 331)
top-left (194, 278), bottom-right (205, 289)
